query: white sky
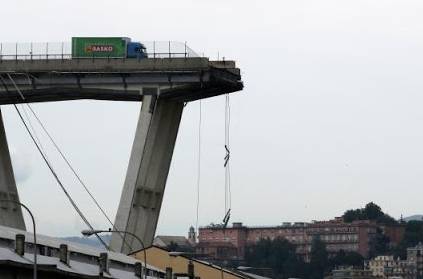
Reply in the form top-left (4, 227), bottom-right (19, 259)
top-left (1, 0), bottom-right (423, 237)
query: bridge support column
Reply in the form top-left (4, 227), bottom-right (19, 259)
top-left (0, 108), bottom-right (26, 230)
top-left (110, 94), bottom-right (184, 254)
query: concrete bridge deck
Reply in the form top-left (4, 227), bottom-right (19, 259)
top-left (0, 58), bottom-right (242, 104)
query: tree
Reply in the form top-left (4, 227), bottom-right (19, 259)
top-left (245, 237), bottom-right (306, 279)
top-left (342, 202), bottom-right (398, 225)
top-left (393, 221), bottom-right (423, 259)
top-left (329, 250), bottom-right (364, 268)
top-left (168, 241), bottom-right (179, 251)
top-left (364, 202), bottom-right (383, 220)
top-left (245, 237), bottom-right (366, 279)
top-left (403, 221), bottom-right (423, 245)
top-left (245, 238), bottom-right (272, 267)
top-left (369, 227), bottom-right (391, 258)
top-left (343, 251), bottom-right (365, 267)
top-left (309, 237), bottom-right (329, 279)
top-left (343, 209), bottom-right (364, 222)
top-left (167, 241), bottom-right (194, 253)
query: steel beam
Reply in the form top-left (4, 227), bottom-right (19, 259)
top-left (110, 93), bottom-right (184, 253)
top-left (0, 109), bottom-right (26, 230)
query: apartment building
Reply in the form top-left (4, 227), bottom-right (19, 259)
top-left (407, 243), bottom-right (423, 279)
top-left (367, 255), bottom-right (409, 278)
top-left (198, 218), bottom-right (404, 262)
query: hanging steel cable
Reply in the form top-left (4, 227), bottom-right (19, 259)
top-left (2, 74), bottom-right (108, 249)
top-left (18, 74), bottom-right (132, 249)
top-left (223, 94), bottom-right (231, 228)
top-left (195, 101), bottom-right (202, 233)
top-left (7, 73), bottom-right (133, 250)
top-left (0, 76), bottom-right (45, 156)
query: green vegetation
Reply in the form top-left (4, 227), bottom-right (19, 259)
top-left (245, 238), bottom-right (305, 279)
top-left (368, 227), bottom-right (391, 258)
top-left (343, 202), bottom-right (423, 259)
top-left (329, 249), bottom-right (364, 268)
top-left (342, 202), bottom-right (397, 224)
top-left (393, 221), bottom-right (423, 259)
top-left (168, 241), bottom-right (194, 253)
top-left (309, 238), bottom-right (328, 279)
top-left (245, 237), bottom-right (363, 279)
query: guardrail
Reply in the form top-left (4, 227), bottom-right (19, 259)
top-left (0, 41), bottom-right (200, 61)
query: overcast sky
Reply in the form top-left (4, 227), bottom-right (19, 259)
top-left (1, 0), bottom-right (423, 237)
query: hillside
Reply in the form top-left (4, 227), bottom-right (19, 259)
top-left (404, 215), bottom-right (423, 222)
top-left (61, 235), bottom-right (111, 250)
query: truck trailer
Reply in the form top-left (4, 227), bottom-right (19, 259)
top-left (71, 37), bottom-right (147, 59)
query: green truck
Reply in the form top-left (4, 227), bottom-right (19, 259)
top-left (71, 37), bottom-right (147, 58)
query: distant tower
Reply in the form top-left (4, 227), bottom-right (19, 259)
top-left (188, 226), bottom-right (196, 245)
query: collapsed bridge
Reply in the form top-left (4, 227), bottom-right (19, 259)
top-left (0, 41), bottom-right (243, 254)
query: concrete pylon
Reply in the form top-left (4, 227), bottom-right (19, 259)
top-left (110, 94), bottom-right (184, 254)
top-left (0, 108), bottom-right (26, 230)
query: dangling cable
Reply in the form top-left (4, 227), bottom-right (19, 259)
top-left (18, 74), bottom-right (131, 249)
top-left (14, 104), bottom-right (108, 249)
top-left (0, 75), bottom-right (46, 157)
top-left (0, 76), bottom-right (50, 167)
top-left (222, 94), bottom-right (231, 228)
top-left (227, 95), bottom-right (232, 211)
top-left (3, 74), bottom-right (108, 250)
top-left (195, 101), bottom-right (202, 234)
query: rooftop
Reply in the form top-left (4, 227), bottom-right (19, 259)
top-left (153, 235), bottom-right (193, 250)
top-left (0, 225), bottom-right (163, 278)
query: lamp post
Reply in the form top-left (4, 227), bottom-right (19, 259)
top-left (81, 228), bottom-right (147, 279)
top-left (0, 199), bottom-right (37, 279)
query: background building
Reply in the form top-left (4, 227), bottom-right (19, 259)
top-left (367, 255), bottom-right (408, 278)
top-left (407, 243), bottom-right (423, 279)
top-left (131, 246), bottom-right (251, 279)
top-left (198, 218), bottom-right (405, 262)
top-left (364, 243), bottom-right (423, 279)
top-left (0, 225), bottom-right (163, 279)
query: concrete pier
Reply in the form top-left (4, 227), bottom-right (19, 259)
top-left (0, 109), bottom-right (26, 230)
top-left (110, 94), bottom-right (184, 253)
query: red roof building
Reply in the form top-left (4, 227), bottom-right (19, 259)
top-left (198, 219), bottom-right (405, 262)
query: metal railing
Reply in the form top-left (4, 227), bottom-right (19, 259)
top-left (0, 41), bottom-right (200, 61)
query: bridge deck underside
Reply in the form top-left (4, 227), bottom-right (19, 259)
top-left (0, 58), bottom-right (242, 103)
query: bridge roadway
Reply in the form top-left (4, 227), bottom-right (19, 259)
top-left (0, 57), bottom-right (243, 254)
top-left (0, 58), bottom-right (242, 104)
